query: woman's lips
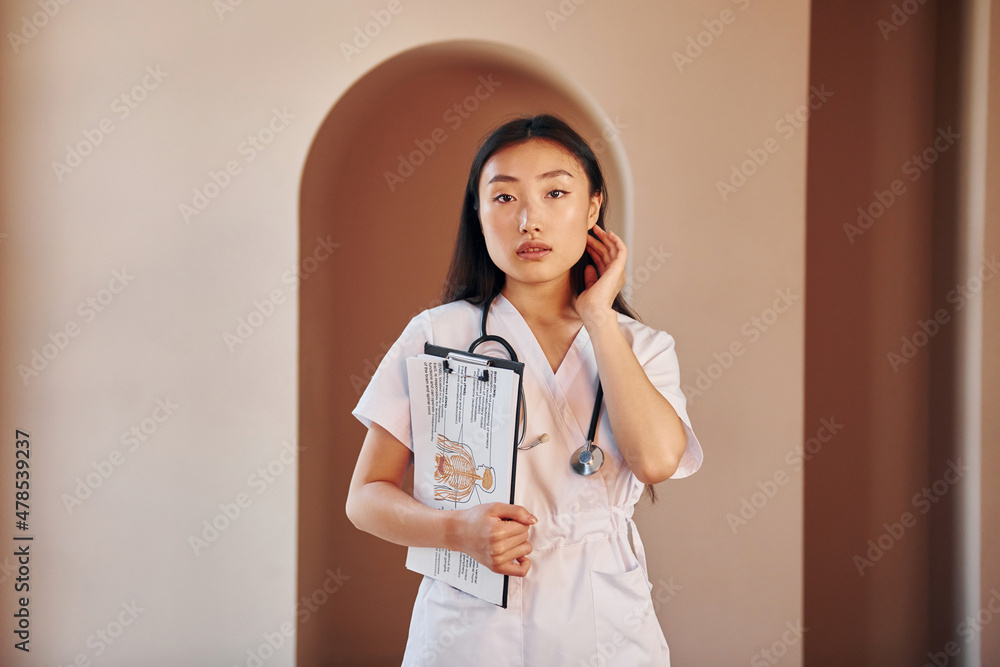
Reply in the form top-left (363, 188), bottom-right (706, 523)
top-left (517, 241), bottom-right (551, 259)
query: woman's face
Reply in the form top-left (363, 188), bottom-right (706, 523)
top-left (477, 138), bottom-right (601, 295)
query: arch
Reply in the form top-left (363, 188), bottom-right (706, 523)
top-left (296, 39), bottom-right (632, 664)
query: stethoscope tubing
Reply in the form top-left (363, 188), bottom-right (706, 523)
top-left (474, 293), bottom-right (605, 476)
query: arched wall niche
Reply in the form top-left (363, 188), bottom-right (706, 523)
top-left (296, 39), bottom-right (633, 664)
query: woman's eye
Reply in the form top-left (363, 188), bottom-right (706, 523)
top-left (548, 190), bottom-right (567, 198)
top-left (493, 194), bottom-right (514, 203)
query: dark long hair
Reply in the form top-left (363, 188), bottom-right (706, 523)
top-left (441, 114), bottom-right (659, 502)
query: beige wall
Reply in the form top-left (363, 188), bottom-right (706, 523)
top-left (9, 0), bottom-right (994, 665)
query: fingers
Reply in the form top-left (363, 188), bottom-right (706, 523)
top-left (586, 227), bottom-right (625, 271)
top-left (494, 537), bottom-right (532, 564)
top-left (492, 527), bottom-right (531, 557)
top-left (494, 556), bottom-right (532, 578)
top-left (592, 226), bottom-right (624, 251)
top-left (490, 544), bottom-right (533, 577)
top-left (595, 225), bottom-right (621, 244)
top-left (464, 504), bottom-right (537, 577)
top-left (585, 237), bottom-right (607, 272)
top-left (488, 505), bottom-right (533, 548)
top-left (489, 523), bottom-right (529, 557)
top-left (484, 504), bottom-right (535, 576)
top-left (590, 228), bottom-right (628, 290)
top-left (587, 228), bottom-right (610, 257)
top-left (491, 503), bottom-right (537, 526)
top-left (590, 226), bottom-right (625, 258)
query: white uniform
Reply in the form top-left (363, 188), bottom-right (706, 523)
top-left (352, 293), bottom-right (703, 666)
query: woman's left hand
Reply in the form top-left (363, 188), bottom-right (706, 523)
top-left (575, 226), bottom-right (627, 325)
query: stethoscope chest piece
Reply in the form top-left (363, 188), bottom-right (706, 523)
top-left (570, 443), bottom-right (605, 476)
top-left (478, 293), bottom-right (607, 477)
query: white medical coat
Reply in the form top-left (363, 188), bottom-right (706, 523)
top-left (352, 294), bottom-right (703, 666)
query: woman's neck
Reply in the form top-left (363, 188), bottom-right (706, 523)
top-left (500, 278), bottom-right (579, 326)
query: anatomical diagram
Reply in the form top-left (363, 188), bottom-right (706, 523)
top-left (433, 434), bottom-right (496, 503)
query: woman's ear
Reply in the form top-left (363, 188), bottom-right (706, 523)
top-left (587, 192), bottom-right (602, 229)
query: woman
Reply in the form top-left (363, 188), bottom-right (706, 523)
top-left (347, 114), bottom-right (703, 665)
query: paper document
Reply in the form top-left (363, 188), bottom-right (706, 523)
top-left (405, 350), bottom-right (520, 607)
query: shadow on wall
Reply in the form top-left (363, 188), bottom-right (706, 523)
top-left (295, 39), bottom-right (631, 665)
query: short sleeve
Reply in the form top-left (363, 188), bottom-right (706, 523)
top-left (639, 328), bottom-right (704, 479)
top-left (351, 311), bottom-right (434, 451)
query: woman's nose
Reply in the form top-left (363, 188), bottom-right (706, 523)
top-left (518, 204), bottom-right (541, 232)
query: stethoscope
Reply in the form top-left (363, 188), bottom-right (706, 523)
top-left (468, 294), bottom-right (605, 476)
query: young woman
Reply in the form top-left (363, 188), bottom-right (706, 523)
top-left (347, 114), bottom-right (703, 666)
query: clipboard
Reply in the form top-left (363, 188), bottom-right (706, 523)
top-left (404, 341), bottom-right (525, 607)
top-left (424, 341), bottom-right (526, 456)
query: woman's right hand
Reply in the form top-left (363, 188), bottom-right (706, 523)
top-left (450, 503), bottom-right (537, 577)
top-left (348, 424), bottom-right (538, 577)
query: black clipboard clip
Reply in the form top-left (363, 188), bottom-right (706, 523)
top-left (441, 352), bottom-right (491, 382)
top-left (423, 342), bottom-right (527, 452)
